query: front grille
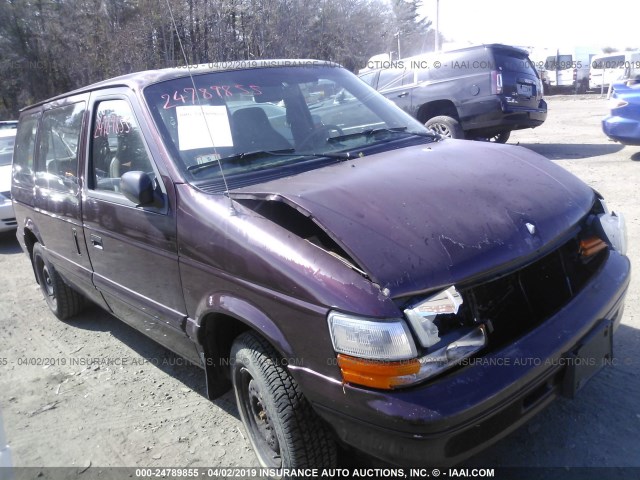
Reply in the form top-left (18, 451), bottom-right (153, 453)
top-left (1, 218), bottom-right (17, 226)
top-left (464, 236), bottom-right (608, 351)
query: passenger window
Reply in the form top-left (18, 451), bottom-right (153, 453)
top-left (417, 69), bottom-right (431, 83)
top-left (91, 100), bottom-right (153, 193)
top-left (402, 70), bottom-right (416, 86)
top-left (35, 103), bottom-right (84, 192)
top-left (377, 69), bottom-right (406, 91)
top-left (12, 113), bottom-right (39, 187)
top-left (359, 71), bottom-right (378, 88)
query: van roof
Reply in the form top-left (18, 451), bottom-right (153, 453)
top-left (21, 59), bottom-right (336, 112)
top-left (591, 51), bottom-right (640, 59)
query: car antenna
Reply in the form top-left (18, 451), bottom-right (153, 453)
top-left (164, 0), bottom-right (237, 216)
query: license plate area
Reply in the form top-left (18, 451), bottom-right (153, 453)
top-left (561, 320), bottom-right (613, 398)
top-left (517, 83), bottom-right (533, 97)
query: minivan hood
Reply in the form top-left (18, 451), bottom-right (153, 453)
top-left (232, 141), bottom-right (595, 297)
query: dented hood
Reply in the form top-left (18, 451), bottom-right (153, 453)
top-left (232, 141), bottom-right (595, 297)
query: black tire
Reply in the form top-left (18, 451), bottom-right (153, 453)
top-left (231, 331), bottom-right (337, 470)
top-left (490, 131), bottom-right (511, 143)
top-left (424, 115), bottom-right (464, 139)
top-left (576, 80), bottom-right (588, 94)
top-left (32, 243), bottom-right (83, 320)
top-left (471, 131), bottom-right (511, 143)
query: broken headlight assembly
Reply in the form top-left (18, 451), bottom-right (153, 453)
top-left (328, 286), bottom-right (487, 390)
top-left (590, 198), bottom-right (627, 255)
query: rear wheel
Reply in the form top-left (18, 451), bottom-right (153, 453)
top-left (32, 243), bottom-right (83, 320)
top-left (576, 80), bottom-right (588, 94)
top-left (488, 131), bottom-right (511, 143)
top-left (231, 331), bottom-right (337, 470)
top-left (424, 115), bottom-right (464, 139)
top-left (468, 131), bottom-right (511, 143)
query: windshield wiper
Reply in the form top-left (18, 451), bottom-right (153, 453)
top-left (187, 149), bottom-right (297, 174)
top-left (367, 127), bottom-right (441, 140)
top-left (187, 148), bottom-right (352, 175)
top-left (328, 126), bottom-right (441, 143)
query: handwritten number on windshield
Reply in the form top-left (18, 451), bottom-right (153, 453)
top-left (161, 85), bottom-right (263, 109)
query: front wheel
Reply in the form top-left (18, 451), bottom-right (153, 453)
top-left (32, 243), bottom-right (84, 320)
top-left (424, 115), bottom-right (464, 139)
top-left (231, 332), bottom-right (337, 469)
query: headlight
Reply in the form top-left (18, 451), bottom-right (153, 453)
top-left (592, 199), bottom-right (627, 255)
top-left (329, 287), bottom-right (489, 390)
top-left (404, 285), bottom-right (487, 382)
top-left (417, 326), bottom-right (487, 380)
top-left (327, 312), bottom-right (417, 361)
top-left (328, 312), bottom-right (420, 390)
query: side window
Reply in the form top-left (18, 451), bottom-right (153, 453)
top-left (417, 68), bottom-right (431, 83)
top-left (13, 114), bottom-right (40, 188)
top-left (91, 99), bottom-right (154, 193)
top-left (359, 71), bottom-right (378, 88)
top-left (378, 69), bottom-right (406, 91)
top-left (402, 70), bottom-right (416, 86)
top-left (35, 103), bottom-right (84, 193)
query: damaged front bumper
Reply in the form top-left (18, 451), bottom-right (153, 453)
top-left (295, 251), bottom-right (630, 466)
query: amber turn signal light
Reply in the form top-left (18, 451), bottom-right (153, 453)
top-left (579, 236), bottom-right (608, 258)
top-left (336, 354), bottom-right (420, 390)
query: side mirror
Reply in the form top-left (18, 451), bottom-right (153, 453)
top-left (120, 171), bottom-right (155, 206)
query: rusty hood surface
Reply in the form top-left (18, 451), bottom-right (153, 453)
top-left (231, 140), bottom-right (595, 297)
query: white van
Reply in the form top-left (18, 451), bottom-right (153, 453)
top-left (543, 48), bottom-right (596, 93)
top-left (590, 51), bottom-right (640, 90)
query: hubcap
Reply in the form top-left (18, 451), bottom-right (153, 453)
top-left (430, 123), bottom-right (451, 137)
top-left (248, 380), bottom-right (279, 452)
top-left (239, 367), bottom-right (281, 467)
top-left (42, 266), bottom-right (54, 296)
top-left (38, 260), bottom-right (57, 308)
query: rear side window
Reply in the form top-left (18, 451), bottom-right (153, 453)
top-left (90, 99), bottom-right (154, 193)
top-left (12, 114), bottom-right (39, 188)
top-left (35, 103), bottom-right (84, 193)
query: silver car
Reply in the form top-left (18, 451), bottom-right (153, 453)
top-left (0, 129), bottom-right (17, 232)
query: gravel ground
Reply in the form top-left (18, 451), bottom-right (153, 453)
top-left (0, 95), bottom-right (639, 478)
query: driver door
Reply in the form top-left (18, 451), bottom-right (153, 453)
top-left (82, 92), bottom-right (197, 362)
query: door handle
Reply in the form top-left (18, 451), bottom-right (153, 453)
top-left (90, 234), bottom-right (103, 250)
top-left (397, 92), bottom-right (409, 98)
top-left (72, 228), bottom-right (81, 255)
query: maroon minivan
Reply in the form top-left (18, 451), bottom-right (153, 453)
top-left (11, 60), bottom-right (630, 469)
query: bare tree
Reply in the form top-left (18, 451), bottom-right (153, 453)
top-left (0, 0), bottom-right (431, 117)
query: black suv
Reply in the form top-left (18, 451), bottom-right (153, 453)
top-left (360, 44), bottom-right (547, 143)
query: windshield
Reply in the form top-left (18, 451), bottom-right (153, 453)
top-left (144, 65), bottom-right (433, 189)
top-left (592, 55), bottom-right (625, 70)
